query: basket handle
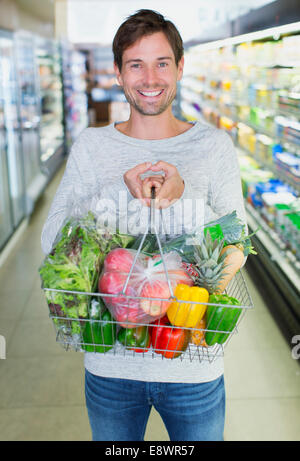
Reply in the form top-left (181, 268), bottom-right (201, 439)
top-left (122, 184), bottom-right (174, 298)
top-left (149, 185), bottom-right (174, 298)
top-left (150, 186), bottom-right (156, 233)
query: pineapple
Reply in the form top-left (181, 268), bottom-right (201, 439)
top-left (192, 232), bottom-right (226, 294)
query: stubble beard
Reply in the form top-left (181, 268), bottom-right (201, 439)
top-left (123, 86), bottom-right (177, 116)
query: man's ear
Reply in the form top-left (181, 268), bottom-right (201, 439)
top-left (114, 62), bottom-right (123, 86)
top-left (177, 56), bottom-right (184, 82)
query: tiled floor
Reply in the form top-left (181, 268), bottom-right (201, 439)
top-left (0, 163), bottom-right (299, 441)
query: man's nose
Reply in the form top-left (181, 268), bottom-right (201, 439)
top-left (143, 67), bottom-right (159, 87)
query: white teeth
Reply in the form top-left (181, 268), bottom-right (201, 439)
top-left (139, 90), bottom-right (162, 97)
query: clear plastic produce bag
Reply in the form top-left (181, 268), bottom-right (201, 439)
top-left (98, 248), bottom-right (193, 327)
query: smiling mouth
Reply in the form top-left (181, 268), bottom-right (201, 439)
top-left (137, 90), bottom-right (164, 97)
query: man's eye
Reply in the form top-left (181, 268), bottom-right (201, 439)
top-left (131, 63), bottom-right (141, 68)
top-left (158, 62), bottom-right (168, 68)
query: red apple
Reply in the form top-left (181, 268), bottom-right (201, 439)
top-left (98, 271), bottom-right (129, 305)
top-left (167, 269), bottom-right (194, 286)
top-left (104, 248), bottom-right (135, 273)
top-left (98, 272), bottom-right (141, 327)
top-left (140, 280), bottom-right (172, 317)
top-left (113, 289), bottom-right (141, 328)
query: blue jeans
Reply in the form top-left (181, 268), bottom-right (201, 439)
top-left (85, 369), bottom-right (225, 441)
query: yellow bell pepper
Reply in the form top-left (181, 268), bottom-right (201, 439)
top-left (167, 284), bottom-right (209, 328)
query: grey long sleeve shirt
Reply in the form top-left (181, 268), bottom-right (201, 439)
top-left (41, 121), bottom-right (246, 383)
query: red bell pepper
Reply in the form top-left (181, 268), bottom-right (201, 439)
top-left (150, 315), bottom-right (190, 359)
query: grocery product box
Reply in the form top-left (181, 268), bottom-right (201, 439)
top-left (261, 191), bottom-right (296, 226)
top-left (273, 151), bottom-right (300, 186)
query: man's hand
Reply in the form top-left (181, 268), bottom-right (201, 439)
top-left (149, 161), bottom-right (184, 209)
top-left (123, 161), bottom-right (184, 209)
top-left (123, 162), bottom-right (153, 206)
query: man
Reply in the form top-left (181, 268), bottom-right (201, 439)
top-left (41, 9), bottom-right (247, 441)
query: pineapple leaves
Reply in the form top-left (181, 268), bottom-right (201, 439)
top-left (192, 232), bottom-right (227, 294)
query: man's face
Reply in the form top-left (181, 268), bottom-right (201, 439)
top-left (114, 31), bottom-right (184, 116)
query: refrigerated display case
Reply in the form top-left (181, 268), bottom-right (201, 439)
top-left (0, 29), bottom-right (25, 250)
top-left (15, 30), bottom-right (48, 215)
top-left (0, 50), bottom-right (14, 249)
top-left (61, 41), bottom-right (88, 150)
top-left (35, 36), bottom-right (65, 177)
top-left (180, 22), bottom-right (300, 343)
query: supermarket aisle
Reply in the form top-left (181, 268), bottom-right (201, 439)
top-left (0, 163), bottom-right (299, 441)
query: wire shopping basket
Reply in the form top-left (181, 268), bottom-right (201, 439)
top-left (41, 188), bottom-right (254, 363)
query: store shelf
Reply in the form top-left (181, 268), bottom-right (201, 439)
top-left (35, 36), bottom-right (65, 174)
top-left (246, 224), bottom-right (300, 345)
top-left (181, 101), bottom-right (300, 288)
top-left (180, 22), bottom-right (300, 345)
top-left (180, 102), bottom-right (300, 341)
top-left (0, 29), bottom-right (26, 248)
top-left (181, 97), bottom-right (300, 194)
top-left (188, 92), bottom-right (300, 150)
top-left (180, 104), bottom-right (300, 291)
top-left (237, 144), bottom-right (300, 194)
top-left (245, 201), bottom-right (300, 291)
top-left (246, 202), bottom-right (300, 343)
top-left (61, 42), bottom-right (88, 149)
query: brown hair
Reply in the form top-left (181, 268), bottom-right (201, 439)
top-left (112, 9), bottom-right (184, 71)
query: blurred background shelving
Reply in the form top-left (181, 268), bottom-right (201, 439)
top-left (179, 19), bottom-right (300, 343)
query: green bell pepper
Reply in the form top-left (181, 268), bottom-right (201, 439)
top-left (82, 300), bottom-right (116, 353)
top-left (205, 294), bottom-right (241, 346)
top-left (118, 326), bottom-right (151, 353)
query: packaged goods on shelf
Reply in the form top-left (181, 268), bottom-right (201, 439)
top-left (221, 80), bottom-right (232, 91)
top-left (35, 39), bottom-right (64, 164)
top-left (286, 214), bottom-right (300, 258)
top-left (236, 41), bottom-right (278, 67)
top-left (275, 116), bottom-right (300, 144)
top-left (201, 106), bottom-right (220, 127)
top-left (249, 107), bottom-right (275, 135)
top-left (238, 155), bottom-right (260, 171)
top-left (274, 203), bottom-right (292, 231)
top-left (248, 85), bottom-right (275, 109)
top-left (219, 94), bottom-right (234, 117)
top-left (181, 101), bottom-right (199, 121)
top-left (61, 46), bottom-right (88, 146)
top-left (253, 178), bottom-right (296, 210)
top-left (219, 116), bottom-right (235, 133)
top-left (281, 35), bottom-right (300, 64)
top-left (181, 24), bottom-right (300, 332)
top-left (277, 208), bottom-right (300, 258)
top-left (273, 151), bottom-right (300, 186)
top-left (256, 134), bottom-right (274, 164)
top-left (239, 159), bottom-right (274, 200)
top-left (237, 123), bottom-right (257, 153)
top-left (241, 172), bottom-right (265, 200)
top-left (236, 104), bottom-right (250, 122)
top-left (261, 191), bottom-right (296, 225)
top-left (255, 178), bottom-right (296, 198)
top-left (278, 92), bottom-right (300, 113)
top-left (265, 114), bottom-right (276, 134)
